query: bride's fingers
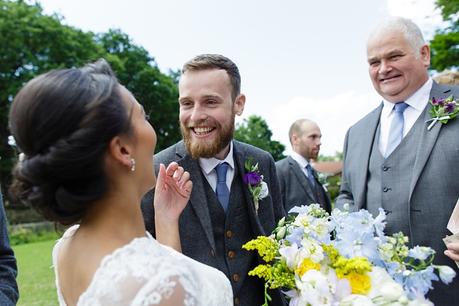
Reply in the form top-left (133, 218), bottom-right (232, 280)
top-left (178, 171), bottom-right (190, 187)
top-left (172, 166), bottom-right (185, 181)
top-left (165, 162), bottom-right (179, 177)
top-left (155, 164), bottom-right (167, 188)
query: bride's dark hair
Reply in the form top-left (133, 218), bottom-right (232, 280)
top-left (8, 59), bottom-right (132, 225)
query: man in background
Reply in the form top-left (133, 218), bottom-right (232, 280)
top-left (276, 119), bottom-right (331, 213)
top-left (336, 17), bottom-right (459, 304)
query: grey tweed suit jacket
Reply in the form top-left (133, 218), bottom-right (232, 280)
top-left (276, 156), bottom-right (331, 213)
top-left (336, 81), bottom-right (459, 305)
top-left (142, 140), bottom-right (287, 306)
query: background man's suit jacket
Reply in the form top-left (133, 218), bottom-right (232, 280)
top-left (0, 190), bottom-right (19, 305)
top-left (276, 156), bottom-right (331, 213)
top-left (336, 82), bottom-right (459, 304)
top-left (142, 140), bottom-right (286, 306)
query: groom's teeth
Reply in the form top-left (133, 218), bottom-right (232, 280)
top-left (194, 127), bottom-right (212, 134)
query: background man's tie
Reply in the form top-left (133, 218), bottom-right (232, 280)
top-left (305, 164), bottom-right (317, 189)
top-left (215, 162), bottom-right (230, 212)
top-left (385, 102), bottom-right (409, 158)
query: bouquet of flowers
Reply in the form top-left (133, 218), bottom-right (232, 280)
top-left (243, 204), bottom-right (456, 306)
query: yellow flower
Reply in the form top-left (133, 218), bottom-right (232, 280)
top-left (243, 236), bottom-right (278, 262)
top-left (345, 271), bottom-right (371, 294)
top-left (295, 258), bottom-right (321, 276)
top-left (248, 264), bottom-right (272, 281)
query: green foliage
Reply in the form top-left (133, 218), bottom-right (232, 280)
top-left (9, 227), bottom-right (61, 246)
top-left (0, 0), bottom-right (181, 201)
top-left (430, 0), bottom-right (459, 71)
top-left (234, 115), bottom-right (286, 161)
top-left (13, 240), bottom-right (58, 306)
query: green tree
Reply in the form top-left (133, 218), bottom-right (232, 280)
top-left (234, 115), bottom-right (286, 161)
top-left (430, 0), bottom-right (459, 71)
top-left (96, 30), bottom-right (180, 151)
top-left (0, 0), bottom-right (103, 194)
top-left (0, 0), bottom-right (181, 202)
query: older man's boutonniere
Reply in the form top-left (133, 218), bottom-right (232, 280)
top-left (243, 157), bottom-right (269, 215)
top-left (426, 95), bottom-right (459, 130)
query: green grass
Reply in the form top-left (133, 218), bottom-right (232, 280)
top-left (14, 240), bottom-right (58, 306)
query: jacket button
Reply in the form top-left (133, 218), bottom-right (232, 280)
top-left (226, 230), bottom-right (233, 238)
top-left (234, 297), bottom-right (240, 305)
top-left (383, 187), bottom-right (392, 192)
top-left (210, 249), bottom-right (215, 257)
top-left (382, 166), bottom-right (389, 171)
top-left (228, 250), bottom-right (236, 258)
top-left (232, 273), bottom-right (240, 282)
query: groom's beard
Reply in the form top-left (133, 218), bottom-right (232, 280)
top-left (181, 116), bottom-right (235, 159)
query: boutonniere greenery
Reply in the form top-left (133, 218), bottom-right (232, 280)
top-left (243, 157), bottom-right (269, 214)
top-left (426, 95), bottom-right (459, 130)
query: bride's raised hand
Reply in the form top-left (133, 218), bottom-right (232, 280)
top-left (153, 162), bottom-right (192, 222)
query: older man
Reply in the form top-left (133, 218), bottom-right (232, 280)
top-left (142, 54), bottom-right (286, 306)
top-left (336, 17), bottom-right (459, 304)
top-left (276, 119), bottom-right (331, 213)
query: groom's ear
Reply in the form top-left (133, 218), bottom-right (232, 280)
top-left (108, 135), bottom-right (133, 169)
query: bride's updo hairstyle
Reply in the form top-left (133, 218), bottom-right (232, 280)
top-left (9, 59), bottom-right (132, 225)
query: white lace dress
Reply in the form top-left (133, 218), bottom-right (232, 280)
top-left (52, 225), bottom-right (233, 306)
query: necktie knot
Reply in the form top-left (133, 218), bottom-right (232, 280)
top-left (215, 162), bottom-right (229, 183)
top-left (394, 102), bottom-right (409, 113)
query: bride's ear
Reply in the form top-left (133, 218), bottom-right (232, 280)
top-left (107, 136), bottom-right (133, 170)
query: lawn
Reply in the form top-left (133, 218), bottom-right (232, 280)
top-left (13, 240), bottom-right (58, 306)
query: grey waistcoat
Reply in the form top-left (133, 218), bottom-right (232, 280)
top-left (366, 114), bottom-right (424, 239)
top-left (203, 167), bottom-right (265, 306)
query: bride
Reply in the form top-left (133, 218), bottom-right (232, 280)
top-left (8, 59), bottom-right (233, 305)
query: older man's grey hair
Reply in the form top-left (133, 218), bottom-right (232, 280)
top-left (368, 16), bottom-right (426, 57)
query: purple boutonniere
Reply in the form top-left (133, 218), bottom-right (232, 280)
top-left (243, 157), bottom-right (269, 215)
top-left (426, 95), bottom-right (459, 130)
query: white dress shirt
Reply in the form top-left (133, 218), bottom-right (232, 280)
top-left (199, 141), bottom-right (235, 192)
top-left (379, 78), bottom-right (432, 156)
top-left (290, 151), bottom-right (313, 178)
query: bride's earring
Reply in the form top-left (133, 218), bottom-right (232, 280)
top-left (130, 158), bottom-right (136, 172)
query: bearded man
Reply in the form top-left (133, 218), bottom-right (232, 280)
top-left (142, 54), bottom-right (286, 306)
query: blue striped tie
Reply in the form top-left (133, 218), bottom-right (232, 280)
top-left (215, 162), bottom-right (230, 212)
top-left (386, 102), bottom-right (409, 158)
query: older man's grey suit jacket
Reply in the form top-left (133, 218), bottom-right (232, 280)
top-left (336, 82), bottom-right (459, 305)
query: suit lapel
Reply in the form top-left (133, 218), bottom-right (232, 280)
top-left (409, 83), bottom-right (451, 201)
top-left (287, 156), bottom-right (316, 202)
top-left (233, 142), bottom-right (267, 236)
top-left (176, 144), bottom-right (216, 252)
top-left (355, 104), bottom-right (383, 208)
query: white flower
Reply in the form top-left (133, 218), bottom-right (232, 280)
top-left (369, 267), bottom-right (404, 299)
top-left (436, 265), bottom-right (456, 284)
top-left (259, 181), bottom-right (269, 199)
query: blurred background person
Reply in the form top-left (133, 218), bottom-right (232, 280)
top-left (276, 119), bottom-right (331, 213)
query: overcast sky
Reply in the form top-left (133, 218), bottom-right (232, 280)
top-left (37, 0), bottom-right (444, 156)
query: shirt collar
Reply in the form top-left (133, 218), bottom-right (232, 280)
top-left (382, 78), bottom-right (432, 116)
top-left (290, 151), bottom-right (310, 169)
top-left (199, 141), bottom-right (235, 175)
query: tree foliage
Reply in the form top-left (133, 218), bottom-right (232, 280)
top-left (234, 115), bottom-right (286, 161)
top-left (430, 0), bottom-right (459, 71)
top-left (0, 0), bottom-right (180, 199)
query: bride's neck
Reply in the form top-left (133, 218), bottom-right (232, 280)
top-left (79, 188), bottom-right (147, 244)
